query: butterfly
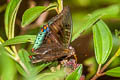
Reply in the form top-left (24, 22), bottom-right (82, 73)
top-left (29, 6), bottom-right (77, 63)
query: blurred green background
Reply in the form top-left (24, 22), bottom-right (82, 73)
top-left (0, 0), bottom-right (120, 80)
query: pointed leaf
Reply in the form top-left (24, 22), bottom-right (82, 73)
top-left (33, 63), bottom-right (51, 75)
top-left (5, 0), bottom-right (21, 38)
top-left (36, 69), bottom-right (65, 80)
top-left (21, 6), bottom-right (46, 27)
top-left (105, 67), bottom-right (120, 77)
top-left (66, 64), bottom-right (82, 80)
top-left (92, 4), bottom-right (120, 19)
top-left (21, 3), bottom-right (57, 27)
top-left (18, 49), bottom-right (32, 70)
top-left (3, 35), bottom-right (36, 46)
top-left (16, 63), bottom-right (27, 77)
top-left (93, 20), bottom-right (113, 64)
top-left (72, 14), bottom-right (102, 41)
top-left (0, 45), bottom-right (16, 80)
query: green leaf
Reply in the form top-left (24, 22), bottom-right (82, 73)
top-left (0, 45), bottom-right (16, 80)
top-left (3, 35), bottom-right (36, 46)
top-left (21, 3), bottom-right (57, 27)
top-left (18, 49), bottom-right (32, 70)
top-left (92, 4), bottom-right (120, 19)
top-left (92, 20), bottom-right (113, 64)
top-left (5, 0), bottom-right (21, 38)
top-left (21, 6), bottom-right (46, 27)
top-left (16, 63), bottom-right (27, 77)
top-left (66, 64), bottom-right (82, 80)
top-left (72, 14), bottom-right (102, 41)
top-left (36, 69), bottom-right (65, 80)
top-left (105, 67), bottom-right (120, 77)
top-left (33, 63), bottom-right (51, 75)
top-left (17, 49), bottom-right (51, 77)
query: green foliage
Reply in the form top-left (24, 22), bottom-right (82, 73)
top-left (72, 14), bottom-right (102, 41)
top-left (91, 4), bottom-right (120, 19)
top-left (66, 64), bottom-right (82, 80)
top-left (21, 3), bottom-right (58, 27)
top-left (92, 20), bottom-right (113, 64)
top-left (0, 45), bottom-right (16, 80)
top-left (21, 6), bottom-right (46, 27)
top-left (17, 49), bottom-right (52, 79)
top-left (105, 67), bottom-right (120, 77)
top-left (3, 35), bottom-right (36, 46)
top-left (5, 0), bottom-right (22, 39)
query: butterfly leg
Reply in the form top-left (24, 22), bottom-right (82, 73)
top-left (72, 53), bottom-right (77, 63)
top-left (63, 49), bottom-right (77, 63)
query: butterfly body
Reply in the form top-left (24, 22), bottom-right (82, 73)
top-left (32, 25), bottom-right (49, 51)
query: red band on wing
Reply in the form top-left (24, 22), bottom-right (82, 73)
top-left (32, 48), bottom-right (34, 52)
top-left (29, 55), bottom-right (32, 59)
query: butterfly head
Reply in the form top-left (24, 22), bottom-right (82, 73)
top-left (68, 46), bottom-right (75, 54)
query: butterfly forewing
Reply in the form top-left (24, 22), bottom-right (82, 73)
top-left (48, 6), bottom-right (73, 48)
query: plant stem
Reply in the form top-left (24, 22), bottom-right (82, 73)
top-left (57, 0), bottom-right (63, 13)
top-left (91, 55), bottom-right (117, 80)
top-left (97, 64), bottom-right (101, 74)
top-left (91, 64), bottom-right (102, 80)
top-left (100, 55), bottom-right (117, 73)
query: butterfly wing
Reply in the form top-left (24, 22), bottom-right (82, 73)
top-left (29, 43), bottom-right (71, 63)
top-left (32, 6), bottom-right (73, 52)
top-left (48, 6), bottom-right (73, 48)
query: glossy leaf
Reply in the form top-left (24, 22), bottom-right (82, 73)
top-left (21, 3), bottom-right (57, 27)
top-left (0, 45), bottom-right (16, 80)
top-left (5, 0), bottom-right (21, 38)
top-left (105, 67), bottom-right (120, 77)
top-left (18, 49), bottom-right (32, 70)
top-left (93, 20), bottom-right (113, 64)
top-left (21, 6), bottom-right (46, 27)
top-left (17, 49), bottom-right (52, 77)
top-left (36, 69), bottom-right (65, 80)
top-left (92, 4), bottom-right (120, 19)
top-left (72, 14), bottom-right (102, 41)
top-left (33, 63), bottom-right (51, 75)
top-left (16, 63), bottom-right (27, 77)
top-left (3, 35), bottom-right (36, 46)
top-left (66, 64), bottom-right (82, 80)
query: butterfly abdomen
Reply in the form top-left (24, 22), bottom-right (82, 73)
top-left (32, 24), bottom-right (49, 52)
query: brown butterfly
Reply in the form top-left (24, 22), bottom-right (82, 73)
top-left (29, 6), bottom-right (77, 63)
